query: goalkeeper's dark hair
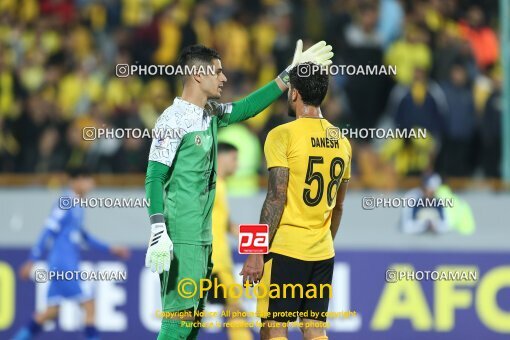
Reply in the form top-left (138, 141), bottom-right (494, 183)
top-left (66, 165), bottom-right (92, 179)
top-left (218, 142), bottom-right (238, 154)
top-left (177, 45), bottom-right (221, 68)
top-left (289, 62), bottom-right (329, 106)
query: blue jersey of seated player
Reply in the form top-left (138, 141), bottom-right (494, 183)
top-left (29, 190), bottom-right (110, 305)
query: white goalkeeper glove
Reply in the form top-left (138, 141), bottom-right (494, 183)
top-left (145, 223), bottom-right (173, 273)
top-left (278, 39), bottom-right (334, 85)
top-left (290, 39), bottom-right (334, 67)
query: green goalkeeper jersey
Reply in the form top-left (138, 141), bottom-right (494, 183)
top-left (145, 80), bottom-right (282, 245)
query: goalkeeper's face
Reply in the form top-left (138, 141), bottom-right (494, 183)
top-left (198, 58), bottom-right (227, 100)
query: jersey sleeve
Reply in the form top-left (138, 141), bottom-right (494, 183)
top-left (29, 204), bottom-right (66, 260)
top-left (148, 110), bottom-right (185, 167)
top-left (264, 127), bottom-right (289, 169)
top-left (145, 160), bottom-right (170, 220)
top-left (210, 80), bottom-right (283, 127)
top-left (342, 139), bottom-right (352, 181)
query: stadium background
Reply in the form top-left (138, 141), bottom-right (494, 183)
top-left (0, 0), bottom-right (509, 339)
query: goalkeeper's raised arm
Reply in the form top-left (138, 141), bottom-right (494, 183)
top-left (217, 39), bottom-right (334, 125)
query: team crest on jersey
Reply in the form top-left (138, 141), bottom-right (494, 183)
top-left (195, 135), bottom-right (202, 146)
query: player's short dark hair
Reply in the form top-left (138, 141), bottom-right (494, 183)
top-left (218, 142), bottom-right (238, 154)
top-left (177, 45), bottom-right (221, 68)
top-left (289, 62), bottom-right (329, 106)
top-left (66, 165), bottom-right (92, 179)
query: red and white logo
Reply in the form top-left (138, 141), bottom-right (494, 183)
top-left (238, 224), bottom-right (269, 254)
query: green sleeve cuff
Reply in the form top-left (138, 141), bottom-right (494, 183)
top-left (227, 80), bottom-right (283, 124)
top-left (145, 160), bottom-right (170, 222)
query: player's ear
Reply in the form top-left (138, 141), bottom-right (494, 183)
top-left (291, 88), bottom-right (299, 102)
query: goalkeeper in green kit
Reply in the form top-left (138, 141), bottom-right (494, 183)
top-left (144, 40), bottom-right (333, 339)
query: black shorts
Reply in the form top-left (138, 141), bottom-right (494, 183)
top-left (257, 252), bottom-right (334, 323)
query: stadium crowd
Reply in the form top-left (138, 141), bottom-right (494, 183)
top-left (0, 0), bottom-right (503, 188)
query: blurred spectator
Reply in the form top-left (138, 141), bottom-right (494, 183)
top-left (326, 0), bottom-right (353, 61)
top-left (458, 5), bottom-right (499, 71)
top-left (380, 131), bottom-right (436, 177)
top-left (153, 5), bottom-right (188, 66)
top-left (432, 26), bottom-right (477, 83)
top-left (14, 93), bottom-right (60, 172)
top-left (480, 66), bottom-right (502, 178)
top-left (341, 1), bottom-right (391, 132)
top-left (388, 67), bottom-right (447, 139)
top-left (0, 117), bottom-right (19, 171)
top-left (57, 59), bottom-right (102, 119)
top-left (356, 143), bottom-right (398, 190)
top-left (438, 62), bottom-right (477, 177)
top-left (377, 0), bottom-right (404, 48)
top-left (40, 0), bottom-right (76, 24)
top-left (111, 137), bottom-right (149, 173)
top-left (385, 24), bottom-right (431, 85)
top-left (34, 126), bottom-right (66, 172)
top-left (271, 3), bottom-right (294, 73)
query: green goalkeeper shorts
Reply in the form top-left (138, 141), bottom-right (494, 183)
top-left (159, 243), bottom-right (213, 312)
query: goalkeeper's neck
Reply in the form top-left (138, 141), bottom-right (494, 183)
top-left (296, 105), bottom-right (323, 119)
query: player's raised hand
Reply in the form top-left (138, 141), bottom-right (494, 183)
top-left (277, 39), bottom-right (334, 88)
top-left (145, 223), bottom-right (173, 274)
top-left (290, 39), bottom-right (334, 68)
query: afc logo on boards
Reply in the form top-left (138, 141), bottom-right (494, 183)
top-left (238, 224), bottom-right (269, 254)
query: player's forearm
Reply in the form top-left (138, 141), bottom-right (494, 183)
top-left (228, 80), bottom-right (283, 124)
top-left (260, 167), bottom-right (289, 246)
top-left (331, 181), bottom-right (349, 240)
top-left (330, 206), bottom-right (343, 239)
top-left (83, 232), bottom-right (110, 251)
top-left (145, 161), bottom-right (170, 223)
top-left (260, 197), bottom-right (285, 246)
top-left (29, 229), bottom-right (55, 260)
